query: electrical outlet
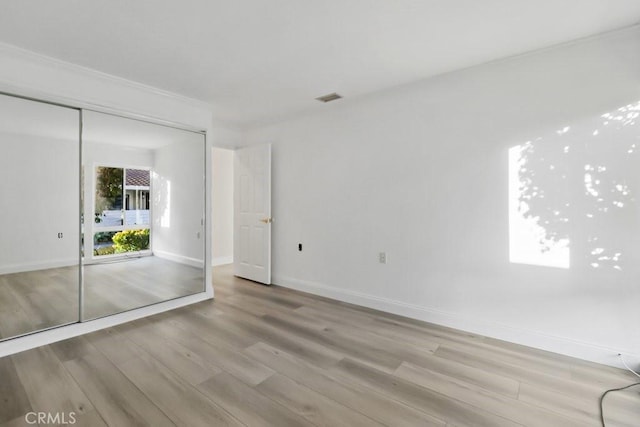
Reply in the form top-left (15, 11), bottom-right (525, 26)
top-left (298, 243), bottom-right (303, 251)
top-left (57, 232), bottom-right (63, 239)
top-left (379, 252), bottom-right (387, 264)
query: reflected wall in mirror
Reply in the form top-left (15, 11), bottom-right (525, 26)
top-left (82, 111), bottom-right (205, 320)
top-left (0, 94), bottom-right (80, 341)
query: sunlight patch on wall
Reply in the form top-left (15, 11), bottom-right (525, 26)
top-left (507, 100), bottom-right (639, 271)
top-left (508, 145), bottom-right (570, 268)
top-left (153, 171), bottom-right (171, 229)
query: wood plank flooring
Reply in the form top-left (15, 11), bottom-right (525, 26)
top-left (1, 264), bottom-right (639, 426)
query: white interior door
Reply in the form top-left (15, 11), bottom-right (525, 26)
top-left (234, 144), bottom-right (272, 284)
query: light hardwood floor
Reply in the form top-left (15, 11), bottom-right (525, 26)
top-left (0, 264), bottom-right (638, 426)
top-left (0, 256), bottom-right (204, 340)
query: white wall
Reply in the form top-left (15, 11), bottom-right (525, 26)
top-left (212, 147), bottom-right (234, 265)
top-left (245, 26), bottom-right (640, 366)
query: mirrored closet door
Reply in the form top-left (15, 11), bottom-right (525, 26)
top-left (0, 93), bottom-right (206, 342)
top-left (0, 94), bottom-right (80, 340)
top-left (82, 111), bottom-right (206, 320)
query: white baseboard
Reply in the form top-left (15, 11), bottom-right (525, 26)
top-left (212, 256), bottom-right (233, 267)
top-left (272, 274), bottom-right (634, 369)
top-left (0, 258), bottom-right (78, 275)
top-left (154, 250), bottom-right (203, 268)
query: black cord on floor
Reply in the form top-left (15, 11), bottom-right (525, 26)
top-left (600, 381), bottom-right (640, 426)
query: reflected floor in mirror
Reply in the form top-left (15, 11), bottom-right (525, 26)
top-left (83, 256), bottom-right (204, 321)
top-left (0, 256), bottom-right (203, 340)
top-left (0, 266), bottom-right (78, 341)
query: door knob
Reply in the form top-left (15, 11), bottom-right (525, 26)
top-left (259, 217), bottom-right (272, 224)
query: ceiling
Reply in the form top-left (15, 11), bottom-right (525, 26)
top-left (0, 1), bottom-right (639, 129)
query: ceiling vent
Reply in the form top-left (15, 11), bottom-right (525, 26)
top-left (315, 93), bottom-right (342, 103)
